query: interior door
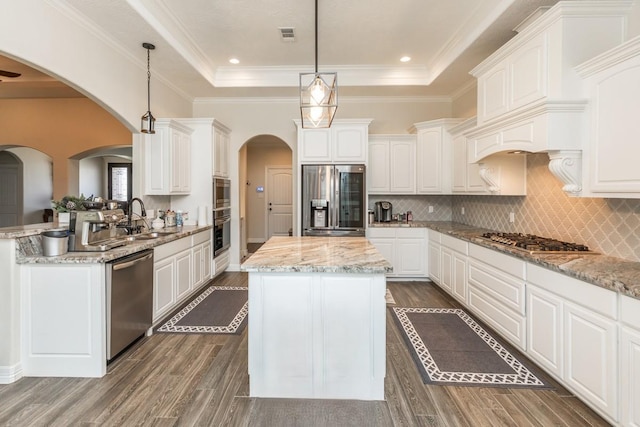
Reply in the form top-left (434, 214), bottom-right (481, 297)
top-left (266, 167), bottom-right (293, 239)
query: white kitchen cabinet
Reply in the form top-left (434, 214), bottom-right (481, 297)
top-left (467, 243), bottom-right (526, 350)
top-left (367, 138), bottom-right (390, 193)
top-left (427, 229), bottom-right (441, 284)
top-left (175, 250), bottom-right (193, 302)
top-left (153, 256), bottom-right (175, 319)
top-left (368, 136), bottom-right (416, 194)
top-left (413, 119), bottom-right (463, 194)
top-left (213, 248), bottom-right (230, 278)
top-left (526, 284), bottom-right (564, 378)
top-left (451, 118), bottom-right (487, 194)
top-left (192, 230), bottom-right (212, 288)
top-left (153, 237), bottom-right (191, 321)
top-left (471, 2), bottom-right (627, 126)
top-left (213, 121), bottom-right (231, 178)
top-left (576, 36), bottom-right (640, 198)
top-left (621, 295), bottom-right (640, 427)
top-left (296, 119), bottom-right (372, 164)
top-left (367, 227), bottom-right (427, 278)
top-left (526, 263), bottom-right (618, 423)
top-left (441, 234), bottom-right (468, 304)
top-left (144, 119), bottom-right (194, 195)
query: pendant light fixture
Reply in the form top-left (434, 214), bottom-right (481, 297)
top-left (141, 42), bottom-right (156, 134)
top-left (299, 0), bottom-right (337, 128)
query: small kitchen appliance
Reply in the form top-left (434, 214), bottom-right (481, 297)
top-left (69, 209), bottom-right (128, 252)
top-left (374, 201), bottom-right (392, 222)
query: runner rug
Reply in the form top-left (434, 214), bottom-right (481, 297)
top-left (391, 307), bottom-right (551, 388)
top-left (157, 286), bottom-right (248, 334)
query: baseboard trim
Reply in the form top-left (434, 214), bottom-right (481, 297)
top-left (0, 363), bottom-right (23, 384)
top-left (247, 238), bottom-right (266, 244)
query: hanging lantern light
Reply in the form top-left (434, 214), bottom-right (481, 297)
top-left (141, 42), bottom-right (156, 134)
top-left (299, 0), bottom-right (337, 128)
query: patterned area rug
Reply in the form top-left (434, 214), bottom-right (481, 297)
top-left (391, 307), bottom-right (551, 388)
top-left (157, 286), bottom-right (248, 334)
top-left (385, 289), bottom-right (396, 305)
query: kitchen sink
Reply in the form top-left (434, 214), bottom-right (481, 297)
top-left (120, 230), bottom-right (177, 243)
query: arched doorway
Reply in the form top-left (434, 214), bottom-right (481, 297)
top-left (239, 135), bottom-right (293, 256)
top-left (0, 151), bottom-right (23, 227)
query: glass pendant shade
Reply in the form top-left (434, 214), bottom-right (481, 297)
top-left (300, 72), bottom-right (337, 128)
top-left (141, 110), bottom-right (156, 134)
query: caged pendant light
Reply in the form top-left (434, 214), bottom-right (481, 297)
top-left (141, 42), bottom-right (156, 134)
top-left (299, 0), bottom-right (337, 128)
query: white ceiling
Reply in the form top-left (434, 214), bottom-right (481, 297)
top-left (0, 0), bottom-right (561, 100)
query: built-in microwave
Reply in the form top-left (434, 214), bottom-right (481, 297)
top-left (213, 177), bottom-right (230, 209)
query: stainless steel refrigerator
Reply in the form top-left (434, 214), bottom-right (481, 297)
top-left (301, 164), bottom-right (366, 236)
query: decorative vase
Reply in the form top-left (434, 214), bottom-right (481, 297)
top-left (58, 212), bottom-right (70, 224)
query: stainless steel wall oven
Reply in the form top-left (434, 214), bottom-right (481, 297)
top-left (213, 208), bottom-right (230, 258)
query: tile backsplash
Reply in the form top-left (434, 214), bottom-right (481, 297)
top-left (452, 153), bottom-right (640, 262)
top-left (370, 153), bottom-right (640, 262)
top-left (369, 195), bottom-right (452, 221)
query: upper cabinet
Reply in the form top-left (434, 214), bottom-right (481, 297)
top-left (212, 121), bottom-right (231, 178)
top-left (467, 1), bottom-right (631, 196)
top-left (295, 119), bottom-right (372, 164)
top-left (368, 135), bottom-right (416, 194)
top-left (576, 36), bottom-right (640, 197)
top-left (451, 118), bottom-right (487, 194)
top-left (144, 119), bottom-right (194, 195)
top-left (413, 119), bottom-right (464, 194)
top-left (472, 2), bottom-right (628, 128)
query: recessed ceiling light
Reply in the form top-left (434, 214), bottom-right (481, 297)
top-left (229, 58), bottom-right (240, 65)
top-left (400, 56), bottom-right (411, 63)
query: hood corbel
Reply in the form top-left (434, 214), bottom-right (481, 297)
top-left (548, 150), bottom-right (582, 196)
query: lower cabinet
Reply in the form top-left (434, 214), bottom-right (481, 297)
top-left (427, 230), bottom-right (441, 284)
top-left (152, 230), bottom-right (212, 323)
top-left (440, 234), bottom-right (468, 305)
top-left (367, 227), bottom-right (427, 277)
top-left (620, 295), bottom-right (640, 427)
top-left (527, 263), bottom-right (618, 423)
top-left (467, 243), bottom-right (526, 350)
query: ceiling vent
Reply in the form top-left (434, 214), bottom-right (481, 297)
top-left (279, 27), bottom-right (296, 42)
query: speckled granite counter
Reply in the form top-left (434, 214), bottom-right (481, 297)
top-left (241, 236), bottom-right (393, 274)
top-left (11, 223), bottom-right (212, 264)
top-left (371, 221), bottom-right (640, 300)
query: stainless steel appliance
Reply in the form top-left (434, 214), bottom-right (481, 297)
top-left (213, 177), bottom-right (231, 209)
top-left (213, 207), bottom-right (231, 257)
top-left (374, 201), bottom-right (392, 222)
top-left (480, 232), bottom-right (598, 254)
top-left (69, 209), bottom-right (128, 252)
top-left (302, 164), bottom-right (366, 237)
top-left (106, 249), bottom-right (153, 361)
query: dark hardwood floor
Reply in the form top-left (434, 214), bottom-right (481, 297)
top-left (0, 272), bottom-right (610, 426)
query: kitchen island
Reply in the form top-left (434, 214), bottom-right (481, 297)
top-left (241, 236), bottom-right (392, 400)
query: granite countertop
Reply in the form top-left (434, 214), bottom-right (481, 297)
top-left (371, 221), bottom-right (640, 300)
top-left (14, 224), bottom-right (212, 264)
top-left (241, 236), bottom-right (393, 274)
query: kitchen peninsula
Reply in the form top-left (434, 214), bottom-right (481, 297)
top-left (241, 236), bottom-right (392, 400)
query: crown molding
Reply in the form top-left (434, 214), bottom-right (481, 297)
top-left (213, 64), bottom-right (431, 87)
top-left (193, 95), bottom-right (452, 105)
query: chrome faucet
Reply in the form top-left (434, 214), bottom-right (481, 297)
top-left (128, 197), bottom-right (147, 234)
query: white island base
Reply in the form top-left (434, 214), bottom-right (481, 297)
top-left (248, 271), bottom-right (386, 400)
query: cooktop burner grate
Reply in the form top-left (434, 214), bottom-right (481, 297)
top-left (480, 232), bottom-right (597, 254)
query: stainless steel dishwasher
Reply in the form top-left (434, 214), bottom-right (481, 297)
top-left (106, 249), bottom-right (154, 361)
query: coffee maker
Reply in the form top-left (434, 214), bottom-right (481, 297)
top-left (374, 201), bottom-right (392, 222)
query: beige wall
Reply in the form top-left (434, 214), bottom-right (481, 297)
top-left (452, 86), bottom-right (477, 119)
top-left (0, 98), bottom-right (132, 199)
top-left (245, 140), bottom-right (292, 242)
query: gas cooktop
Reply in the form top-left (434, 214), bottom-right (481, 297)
top-left (480, 232), bottom-right (597, 254)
